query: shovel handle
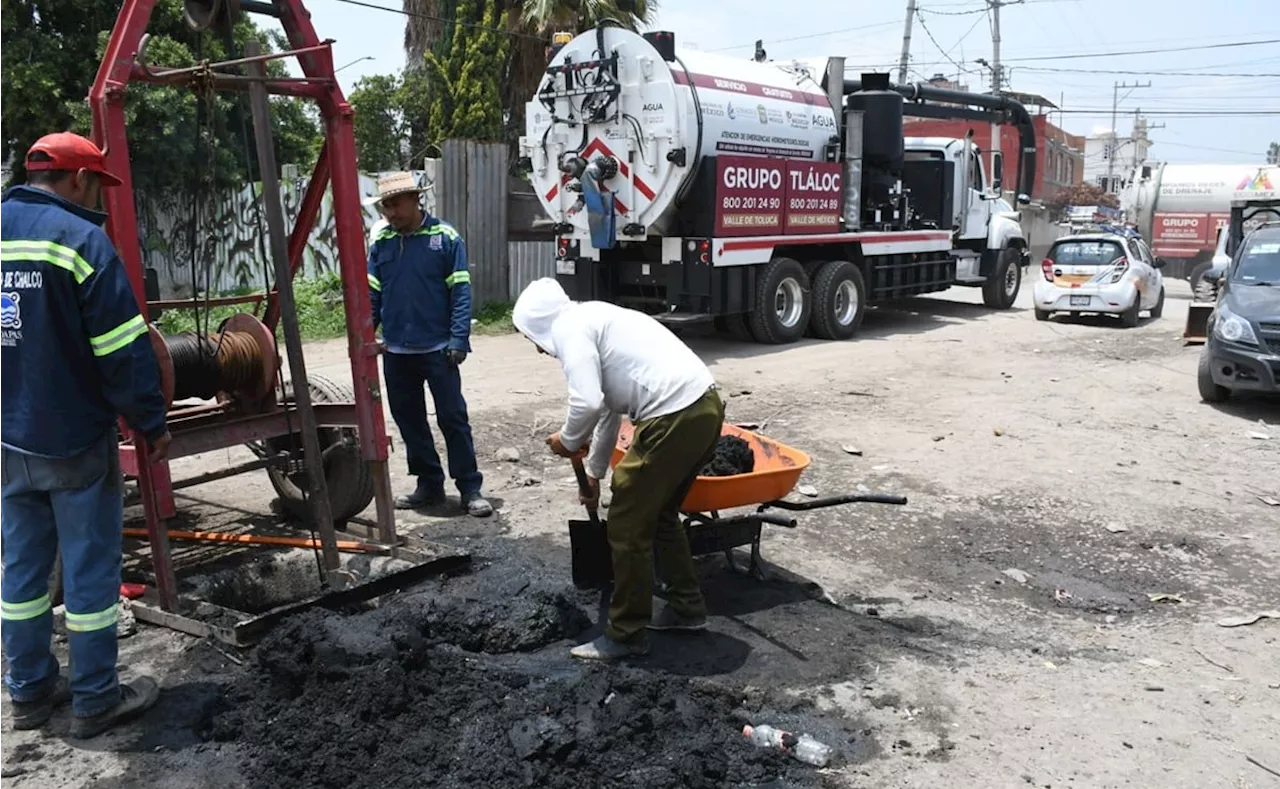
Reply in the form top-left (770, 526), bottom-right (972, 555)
top-left (571, 457), bottom-right (600, 524)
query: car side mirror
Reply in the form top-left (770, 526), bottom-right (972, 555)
top-left (1016, 193), bottom-right (1031, 206)
top-left (1153, 257), bottom-right (1167, 269)
top-left (1203, 266), bottom-right (1226, 286)
top-left (991, 152), bottom-right (1004, 191)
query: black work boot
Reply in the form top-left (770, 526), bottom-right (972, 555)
top-left (70, 676), bottom-right (160, 740)
top-left (10, 676), bottom-right (71, 730)
top-left (395, 483), bottom-right (445, 510)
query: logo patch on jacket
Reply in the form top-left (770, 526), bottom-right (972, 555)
top-left (0, 292), bottom-right (20, 330)
top-left (429, 234), bottom-right (443, 250)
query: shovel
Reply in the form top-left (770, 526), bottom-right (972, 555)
top-left (567, 456), bottom-right (613, 589)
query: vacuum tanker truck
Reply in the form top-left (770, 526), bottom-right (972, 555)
top-left (518, 25), bottom-right (1038, 344)
top-left (1121, 162), bottom-right (1273, 291)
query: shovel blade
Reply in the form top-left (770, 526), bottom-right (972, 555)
top-left (568, 518), bottom-right (613, 589)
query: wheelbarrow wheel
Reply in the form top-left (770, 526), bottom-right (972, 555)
top-left (258, 374), bottom-right (375, 524)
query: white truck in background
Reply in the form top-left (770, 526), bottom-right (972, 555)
top-left (517, 25), bottom-right (1036, 344)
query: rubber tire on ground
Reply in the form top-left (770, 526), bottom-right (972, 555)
top-left (1197, 351), bottom-right (1231, 403)
top-left (1187, 261), bottom-right (1214, 296)
top-left (1149, 286), bottom-right (1165, 319)
top-left (807, 260), bottom-right (867, 340)
top-left (0, 540), bottom-right (63, 607)
top-left (1119, 297), bottom-right (1140, 328)
top-left (1034, 308), bottom-right (1050, 322)
top-left (260, 374), bottom-right (375, 524)
top-left (982, 247), bottom-right (1022, 309)
top-left (748, 257), bottom-right (812, 345)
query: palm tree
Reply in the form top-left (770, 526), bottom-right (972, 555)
top-left (403, 0), bottom-right (657, 146)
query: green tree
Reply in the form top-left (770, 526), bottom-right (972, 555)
top-left (422, 0), bottom-right (510, 144)
top-left (2, 0), bottom-right (321, 194)
top-left (350, 74), bottom-right (406, 171)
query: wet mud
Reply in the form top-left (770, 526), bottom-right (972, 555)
top-left (701, 435), bottom-right (756, 477)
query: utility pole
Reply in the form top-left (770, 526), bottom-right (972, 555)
top-left (986, 0), bottom-right (1022, 187)
top-left (897, 0), bottom-right (917, 85)
top-left (1107, 80), bottom-right (1151, 192)
top-left (1131, 110), bottom-right (1163, 173)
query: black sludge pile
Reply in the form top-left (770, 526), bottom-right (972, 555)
top-left (700, 435), bottom-right (756, 477)
top-left (208, 589), bottom-right (823, 789)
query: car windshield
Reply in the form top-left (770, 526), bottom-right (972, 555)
top-left (1049, 239), bottom-right (1125, 266)
top-left (1233, 237), bottom-right (1280, 285)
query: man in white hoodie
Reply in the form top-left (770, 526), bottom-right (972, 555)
top-left (512, 278), bottom-right (724, 661)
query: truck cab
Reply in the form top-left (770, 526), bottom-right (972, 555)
top-left (904, 136), bottom-right (1030, 295)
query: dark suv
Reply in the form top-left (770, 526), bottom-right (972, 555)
top-left (1197, 225), bottom-right (1280, 402)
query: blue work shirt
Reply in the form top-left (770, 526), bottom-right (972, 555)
top-left (366, 213), bottom-right (472, 354)
top-left (1, 186), bottom-right (167, 458)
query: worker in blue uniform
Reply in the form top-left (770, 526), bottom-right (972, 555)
top-left (1, 133), bottom-right (171, 738)
top-left (365, 172), bottom-right (492, 517)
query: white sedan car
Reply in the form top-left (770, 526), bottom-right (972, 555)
top-left (1033, 232), bottom-right (1167, 327)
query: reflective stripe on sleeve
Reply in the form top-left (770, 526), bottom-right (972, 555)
top-left (0, 239), bottom-right (95, 284)
top-left (368, 273), bottom-right (381, 291)
top-left (445, 270), bottom-right (470, 287)
top-left (64, 603), bottom-right (118, 633)
top-left (89, 314), bottom-right (147, 357)
top-left (1, 594), bottom-right (52, 621)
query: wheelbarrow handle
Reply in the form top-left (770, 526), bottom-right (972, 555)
top-left (765, 492), bottom-right (909, 511)
top-left (570, 457), bottom-right (601, 525)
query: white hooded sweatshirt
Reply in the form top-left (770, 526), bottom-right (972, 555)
top-left (512, 278), bottom-right (716, 479)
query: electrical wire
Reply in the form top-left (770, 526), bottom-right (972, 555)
top-left (327, 0), bottom-right (552, 42)
top-left (915, 7), bottom-right (987, 75)
top-left (1000, 37), bottom-right (1280, 64)
top-left (707, 20), bottom-right (901, 52)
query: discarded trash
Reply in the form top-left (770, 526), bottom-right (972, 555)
top-left (1145, 686), bottom-right (1165, 692)
top-left (1148, 593), bottom-right (1185, 604)
top-left (993, 427), bottom-right (1005, 437)
top-left (742, 724), bottom-right (832, 768)
top-left (841, 444), bottom-right (863, 456)
top-left (1138, 658), bottom-right (1165, 668)
top-left (932, 435), bottom-right (946, 442)
top-left (1002, 568), bottom-right (1031, 584)
top-left (1248, 432), bottom-right (1271, 440)
top-left (797, 484), bottom-right (818, 498)
top-left (1104, 522), bottom-right (1130, 533)
top-left (1217, 610), bottom-right (1280, 628)
top-left (1053, 589), bottom-right (1073, 603)
top-left (1258, 496), bottom-right (1280, 507)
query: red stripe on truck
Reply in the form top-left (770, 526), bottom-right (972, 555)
top-left (671, 70), bottom-right (830, 107)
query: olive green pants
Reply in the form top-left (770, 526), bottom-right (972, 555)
top-left (605, 387), bottom-right (724, 643)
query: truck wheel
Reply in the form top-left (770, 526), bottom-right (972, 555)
top-left (1149, 286), bottom-right (1165, 319)
top-left (748, 257), bottom-right (811, 344)
top-left (808, 260), bottom-right (866, 340)
top-left (257, 374), bottom-right (375, 524)
top-left (1187, 261), bottom-right (1213, 295)
top-left (1197, 351), bottom-right (1230, 403)
top-left (1120, 297), bottom-right (1140, 328)
top-left (982, 248), bottom-right (1022, 309)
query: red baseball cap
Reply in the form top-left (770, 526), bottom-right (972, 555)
top-left (26, 132), bottom-right (123, 187)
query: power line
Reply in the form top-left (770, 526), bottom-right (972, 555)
top-left (1001, 37), bottom-right (1280, 63)
top-left (327, 0), bottom-right (549, 41)
top-left (915, 6), bottom-right (987, 75)
top-left (1020, 66), bottom-right (1280, 77)
top-left (1149, 139), bottom-right (1268, 156)
top-left (708, 20), bottom-right (901, 52)
top-left (918, 5), bottom-right (988, 16)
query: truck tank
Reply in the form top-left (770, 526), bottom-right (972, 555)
top-left (520, 26), bottom-right (839, 241)
top-left (1122, 162), bottom-right (1273, 277)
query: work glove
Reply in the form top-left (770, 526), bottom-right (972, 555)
top-left (445, 348), bottom-right (468, 366)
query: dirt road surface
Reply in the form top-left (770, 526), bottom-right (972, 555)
top-left (3, 280), bottom-right (1278, 788)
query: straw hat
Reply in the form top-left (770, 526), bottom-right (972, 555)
top-left (363, 171), bottom-right (427, 207)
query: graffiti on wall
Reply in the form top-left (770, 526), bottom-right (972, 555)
top-left (138, 167), bottom-right (436, 298)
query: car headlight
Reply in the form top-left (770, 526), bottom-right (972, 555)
top-left (1214, 306), bottom-right (1259, 345)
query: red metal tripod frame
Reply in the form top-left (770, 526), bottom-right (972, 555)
top-left (87, 1), bottom-right (394, 605)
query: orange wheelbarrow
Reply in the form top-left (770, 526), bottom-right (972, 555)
top-left (569, 423), bottom-right (908, 587)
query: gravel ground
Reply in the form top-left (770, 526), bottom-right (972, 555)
top-left (3, 279), bottom-right (1278, 788)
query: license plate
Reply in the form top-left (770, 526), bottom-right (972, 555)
top-left (1070, 295), bottom-right (1090, 307)
top-left (555, 258), bottom-right (576, 275)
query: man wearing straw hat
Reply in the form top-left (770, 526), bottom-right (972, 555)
top-left (365, 172), bottom-right (492, 517)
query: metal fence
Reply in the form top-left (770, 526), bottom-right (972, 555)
top-left (508, 240), bottom-right (556, 300)
top-left (437, 140), bottom-right (509, 307)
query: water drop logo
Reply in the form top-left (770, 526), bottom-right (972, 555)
top-left (0, 292), bottom-right (20, 330)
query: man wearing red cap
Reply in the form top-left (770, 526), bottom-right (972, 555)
top-left (1, 132), bottom-right (170, 738)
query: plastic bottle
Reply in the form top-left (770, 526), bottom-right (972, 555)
top-left (741, 724), bottom-right (832, 767)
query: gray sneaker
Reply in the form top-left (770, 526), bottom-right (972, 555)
top-left (569, 634), bottom-right (649, 661)
top-left (463, 493), bottom-right (493, 518)
top-left (70, 676), bottom-right (160, 740)
top-left (648, 604), bottom-right (708, 632)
